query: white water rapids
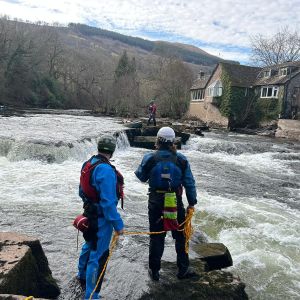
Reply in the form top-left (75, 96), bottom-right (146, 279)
top-left (0, 113), bottom-right (299, 300)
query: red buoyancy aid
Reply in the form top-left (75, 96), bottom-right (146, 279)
top-left (80, 155), bottom-right (124, 208)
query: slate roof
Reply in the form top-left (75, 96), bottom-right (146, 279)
top-left (255, 61), bottom-right (300, 86)
top-left (190, 76), bottom-right (210, 90)
top-left (263, 61), bottom-right (300, 69)
top-left (220, 63), bottom-right (261, 87)
top-left (190, 61), bottom-right (300, 91)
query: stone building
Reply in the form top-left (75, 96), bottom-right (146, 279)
top-left (255, 61), bottom-right (300, 120)
top-left (188, 61), bottom-right (300, 127)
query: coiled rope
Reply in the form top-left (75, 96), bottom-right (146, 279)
top-left (89, 207), bottom-right (195, 300)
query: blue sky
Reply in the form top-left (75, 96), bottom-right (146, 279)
top-left (1, 0), bottom-right (299, 64)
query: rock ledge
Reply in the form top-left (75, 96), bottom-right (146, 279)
top-left (0, 232), bottom-right (60, 299)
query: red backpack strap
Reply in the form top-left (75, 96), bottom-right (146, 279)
top-left (80, 156), bottom-right (106, 202)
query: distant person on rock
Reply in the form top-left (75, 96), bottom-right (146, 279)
top-left (76, 135), bottom-right (124, 300)
top-left (147, 100), bottom-right (157, 126)
top-left (135, 127), bottom-right (198, 281)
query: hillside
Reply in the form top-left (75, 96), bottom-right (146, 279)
top-left (0, 18), bottom-right (233, 117)
top-left (66, 23), bottom-right (227, 67)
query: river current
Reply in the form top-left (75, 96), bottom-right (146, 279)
top-left (0, 113), bottom-right (299, 300)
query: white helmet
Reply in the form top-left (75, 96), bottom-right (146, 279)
top-left (157, 127), bottom-right (175, 143)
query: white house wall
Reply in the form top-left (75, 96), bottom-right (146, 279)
top-left (188, 64), bottom-right (228, 127)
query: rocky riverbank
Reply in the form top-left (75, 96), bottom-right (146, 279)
top-left (62, 237), bottom-right (247, 300)
top-left (0, 231), bottom-right (248, 300)
top-left (0, 233), bottom-right (60, 299)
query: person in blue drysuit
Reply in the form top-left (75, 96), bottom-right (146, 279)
top-left (135, 127), bottom-right (198, 281)
top-left (77, 135), bottom-right (124, 299)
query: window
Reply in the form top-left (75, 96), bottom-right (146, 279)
top-left (260, 86), bottom-right (279, 98)
top-left (191, 89), bottom-right (205, 101)
top-left (263, 70), bottom-right (271, 77)
top-left (279, 68), bottom-right (289, 76)
top-left (207, 80), bottom-right (222, 97)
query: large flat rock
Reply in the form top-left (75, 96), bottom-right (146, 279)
top-left (194, 243), bottom-right (233, 271)
top-left (0, 232), bottom-right (60, 299)
top-left (139, 260), bottom-right (247, 300)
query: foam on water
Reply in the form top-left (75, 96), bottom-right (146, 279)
top-left (0, 114), bottom-right (125, 142)
top-left (1, 115), bottom-right (299, 299)
top-left (0, 115), bottom-right (130, 162)
top-left (196, 188), bottom-right (300, 299)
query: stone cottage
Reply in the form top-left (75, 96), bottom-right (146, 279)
top-left (255, 61), bottom-right (300, 120)
top-left (188, 61), bottom-right (300, 127)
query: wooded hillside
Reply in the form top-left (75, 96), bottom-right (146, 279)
top-left (0, 18), bottom-right (231, 117)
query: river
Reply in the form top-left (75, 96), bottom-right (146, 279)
top-left (0, 112), bottom-right (299, 300)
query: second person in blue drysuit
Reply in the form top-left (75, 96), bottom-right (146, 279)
top-left (135, 127), bottom-right (198, 281)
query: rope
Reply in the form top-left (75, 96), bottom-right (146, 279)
top-left (183, 207), bottom-right (195, 253)
top-left (88, 208), bottom-right (194, 300)
top-left (89, 234), bottom-right (119, 300)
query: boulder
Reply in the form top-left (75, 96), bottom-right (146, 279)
top-left (141, 126), bottom-right (190, 144)
top-left (194, 243), bottom-right (233, 271)
top-left (194, 128), bottom-right (204, 136)
top-left (131, 136), bottom-right (182, 150)
top-left (0, 232), bottom-right (60, 299)
top-left (139, 260), bottom-right (247, 300)
top-left (124, 120), bottom-right (143, 129)
top-left (123, 128), bottom-right (142, 143)
top-left (174, 131), bottom-right (190, 144)
top-left (141, 126), bottom-right (160, 136)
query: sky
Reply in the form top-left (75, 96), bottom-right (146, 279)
top-left (0, 0), bottom-right (299, 64)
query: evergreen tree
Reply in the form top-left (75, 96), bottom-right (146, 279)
top-left (114, 51), bottom-right (136, 79)
top-left (112, 51), bottom-right (140, 116)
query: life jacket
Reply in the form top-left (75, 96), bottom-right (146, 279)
top-left (146, 152), bottom-right (186, 192)
top-left (80, 155), bottom-right (124, 208)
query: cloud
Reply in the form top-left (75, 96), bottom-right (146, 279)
top-left (0, 0), bottom-right (299, 63)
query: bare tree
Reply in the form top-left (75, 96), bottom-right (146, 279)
top-left (151, 57), bottom-right (193, 118)
top-left (251, 27), bottom-right (300, 66)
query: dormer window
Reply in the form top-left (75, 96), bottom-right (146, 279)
top-left (263, 70), bottom-right (271, 77)
top-left (279, 68), bottom-right (289, 76)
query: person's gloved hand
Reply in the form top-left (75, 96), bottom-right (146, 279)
top-left (116, 229), bottom-right (124, 235)
top-left (186, 205), bottom-right (195, 213)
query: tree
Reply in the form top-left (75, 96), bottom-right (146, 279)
top-left (113, 51), bottom-right (140, 116)
top-left (152, 57), bottom-right (193, 118)
top-left (251, 27), bottom-right (300, 66)
top-left (114, 50), bottom-right (136, 79)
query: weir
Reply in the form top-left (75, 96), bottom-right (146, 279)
top-left (0, 130), bottom-right (130, 163)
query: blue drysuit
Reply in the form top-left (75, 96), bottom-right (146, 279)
top-left (135, 149), bottom-right (197, 274)
top-left (78, 156), bottom-right (124, 300)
